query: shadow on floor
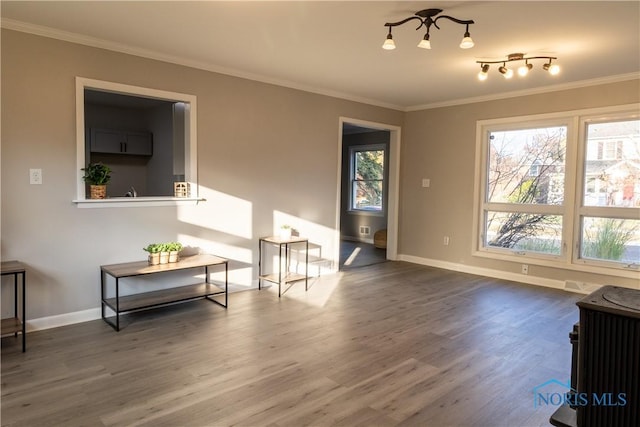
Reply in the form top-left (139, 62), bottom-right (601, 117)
top-left (339, 240), bottom-right (387, 270)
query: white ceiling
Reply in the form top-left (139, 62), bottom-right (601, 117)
top-left (2, 1), bottom-right (639, 111)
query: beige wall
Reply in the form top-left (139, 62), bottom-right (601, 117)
top-left (1, 28), bottom-right (638, 326)
top-left (0, 29), bottom-right (403, 321)
top-left (399, 80), bottom-right (640, 289)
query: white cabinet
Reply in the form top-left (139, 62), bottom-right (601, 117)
top-left (90, 128), bottom-right (153, 156)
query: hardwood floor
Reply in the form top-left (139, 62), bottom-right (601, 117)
top-left (1, 261), bottom-right (581, 426)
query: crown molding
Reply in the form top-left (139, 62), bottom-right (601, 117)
top-left (405, 72), bottom-right (640, 111)
top-left (1, 18), bottom-right (404, 111)
top-left (3, 18), bottom-right (637, 113)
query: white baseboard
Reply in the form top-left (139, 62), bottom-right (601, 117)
top-left (397, 254), bottom-right (577, 292)
top-left (26, 307), bottom-right (101, 332)
top-left (25, 257), bottom-right (589, 333)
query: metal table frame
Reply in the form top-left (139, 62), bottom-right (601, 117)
top-left (1, 260), bottom-right (26, 352)
top-left (258, 236), bottom-right (309, 297)
top-left (100, 254), bottom-right (228, 331)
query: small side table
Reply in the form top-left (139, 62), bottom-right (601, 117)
top-left (258, 236), bottom-right (309, 297)
top-left (1, 260), bottom-right (26, 352)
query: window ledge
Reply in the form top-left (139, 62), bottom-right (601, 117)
top-left (73, 197), bottom-right (205, 208)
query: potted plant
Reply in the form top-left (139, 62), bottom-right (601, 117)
top-left (143, 243), bottom-right (162, 265)
top-left (279, 224), bottom-right (292, 240)
top-left (167, 242), bottom-right (183, 263)
top-left (82, 162), bottom-right (112, 199)
top-left (158, 243), bottom-right (170, 264)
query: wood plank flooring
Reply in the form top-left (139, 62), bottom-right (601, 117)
top-left (1, 261), bottom-right (581, 426)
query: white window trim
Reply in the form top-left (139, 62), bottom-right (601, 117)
top-left (73, 77), bottom-right (202, 207)
top-left (348, 143), bottom-right (386, 216)
top-left (472, 104), bottom-right (640, 279)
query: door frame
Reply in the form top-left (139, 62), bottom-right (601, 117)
top-left (335, 117), bottom-right (401, 266)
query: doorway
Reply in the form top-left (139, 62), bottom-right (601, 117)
top-left (337, 118), bottom-right (400, 270)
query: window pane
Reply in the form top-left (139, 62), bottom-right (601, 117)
top-left (581, 217), bottom-right (640, 264)
top-left (485, 211), bottom-right (562, 255)
top-left (487, 127), bottom-right (566, 205)
top-left (352, 180), bottom-right (383, 211)
top-left (355, 150), bottom-right (384, 181)
top-left (583, 120), bottom-right (640, 207)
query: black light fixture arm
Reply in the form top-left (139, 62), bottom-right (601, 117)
top-left (383, 8), bottom-right (475, 48)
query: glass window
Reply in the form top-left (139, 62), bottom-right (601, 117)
top-left (578, 118), bottom-right (640, 267)
top-left (351, 147), bottom-right (385, 212)
top-left (476, 107), bottom-right (640, 273)
top-left (481, 125), bottom-right (567, 257)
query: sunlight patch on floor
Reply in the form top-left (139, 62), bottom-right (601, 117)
top-left (343, 247), bottom-right (361, 266)
top-left (263, 273), bottom-right (343, 308)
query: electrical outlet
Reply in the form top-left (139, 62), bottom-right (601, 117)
top-left (443, 236), bottom-right (450, 246)
top-left (29, 168), bottom-right (42, 185)
top-left (521, 264), bottom-right (529, 275)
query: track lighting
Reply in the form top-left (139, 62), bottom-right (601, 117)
top-left (382, 8), bottom-right (475, 51)
top-left (477, 53), bottom-right (560, 81)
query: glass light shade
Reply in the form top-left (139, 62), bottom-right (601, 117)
top-left (548, 64), bottom-right (560, 75)
top-left (382, 37), bottom-right (396, 50)
top-left (459, 36), bottom-right (474, 49)
top-left (478, 71), bottom-right (488, 81)
top-left (417, 38), bottom-right (431, 49)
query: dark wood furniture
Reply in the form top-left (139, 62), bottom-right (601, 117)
top-left (258, 236), bottom-right (309, 297)
top-left (100, 254), bottom-right (228, 331)
top-left (1, 260), bottom-right (26, 352)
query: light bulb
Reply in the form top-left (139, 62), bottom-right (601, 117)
top-left (518, 63), bottom-right (533, 76)
top-left (478, 64), bottom-right (489, 81)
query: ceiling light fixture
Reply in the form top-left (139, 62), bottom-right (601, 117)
top-left (476, 53), bottom-right (560, 81)
top-left (382, 8), bottom-right (475, 51)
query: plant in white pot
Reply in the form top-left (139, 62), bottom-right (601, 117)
top-left (279, 224), bottom-right (292, 239)
top-left (167, 242), bottom-right (183, 263)
top-left (82, 162), bottom-right (112, 199)
top-left (143, 243), bottom-right (162, 265)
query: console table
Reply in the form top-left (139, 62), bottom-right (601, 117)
top-left (100, 254), bottom-right (228, 331)
top-left (258, 236), bottom-right (309, 297)
top-left (1, 260), bottom-right (26, 352)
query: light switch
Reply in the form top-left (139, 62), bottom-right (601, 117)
top-left (422, 178), bottom-right (430, 188)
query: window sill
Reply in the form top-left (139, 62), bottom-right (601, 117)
top-left (73, 197), bottom-right (205, 208)
top-left (473, 249), bottom-right (640, 280)
top-left (347, 209), bottom-right (384, 217)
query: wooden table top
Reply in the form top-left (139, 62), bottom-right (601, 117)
top-left (101, 254), bottom-right (227, 278)
top-left (1, 260), bottom-right (26, 275)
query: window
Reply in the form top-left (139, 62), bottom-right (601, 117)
top-left (75, 77), bottom-right (198, 206)
top-left (350, 145), bottom-right (385, 212)
top-left (578, 119), bottom-right (640, 266)
top-left (475, 105), bottom-right (639, 275)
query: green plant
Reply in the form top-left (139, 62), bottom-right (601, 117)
top-left (82, 162), bottom-right (112, 185)
top-left (280, 224), bottom-right (291, 229)
top-left (143, 243), bottom-right (162, 254)
top-left (583, 219), bottom-right (636, 261)
top-left (166, 242), bottom-right (183, 252)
